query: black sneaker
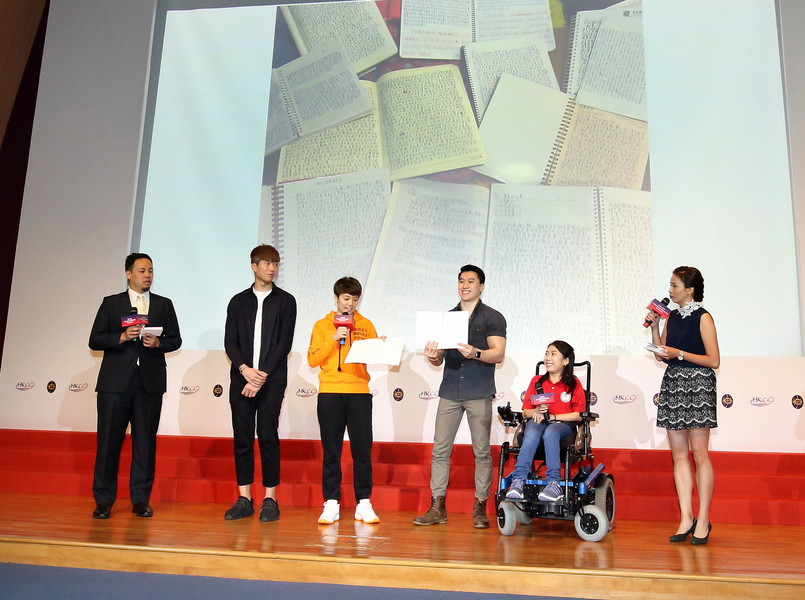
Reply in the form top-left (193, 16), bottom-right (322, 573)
top-left (259, 497), bottom-right (280, 522)
top-left (224, 496), bottom-right (254, 520)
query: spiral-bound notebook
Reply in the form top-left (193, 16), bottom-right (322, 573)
top-left (358, 178), bottom-right (652, 354)
top-left (277, 65), bottom-right (486, 183)
top-left (472, 73), bottom-right (648, 189)
top-left (264, 39), bottom-right (372, 156)
top-left (279, 2), bottom-right (397, 75)
top-left (461, 35), bottom-right (559, 124)
top-left (562, 10), bottom-right (605, 95)
top-left (258, 168), bottom-right (391, 349)
top-left (482, 184), bottom-right (653, 355)
top-left (399, 0), bottom-right (555, 60)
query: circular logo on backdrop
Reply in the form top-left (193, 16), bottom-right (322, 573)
top-left (213, 384), bottom-right (223, 398)
top-left (721, 394), bottom-right (734, 408)
top-left (589, 391), bottom-right (598, 406)
top-left (393, 388), bottom-right (404, 402)
top-left (792, 395), bottom-right (803, 410)
top-left (652, 393), bottom-right (660, 407)
top-left (47, 381), bottom-right (56, 393)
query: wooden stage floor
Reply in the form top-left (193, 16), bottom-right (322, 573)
top-left (0, 492), bottom-right (802, 600)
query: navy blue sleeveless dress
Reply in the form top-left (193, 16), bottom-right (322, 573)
top-left (657, 306), bottom-right (717, 430)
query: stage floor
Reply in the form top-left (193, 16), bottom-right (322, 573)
top-left (0, 492), bottom-right (802, 600)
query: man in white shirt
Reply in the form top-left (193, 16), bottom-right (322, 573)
top-left (223, 245), bottom-right (297, 522)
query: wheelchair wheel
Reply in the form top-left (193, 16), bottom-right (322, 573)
top-left (573, 504), bottom-right (608, 542)
top-left (497, 501), bottom-right (517, 536)
top-left (514, 503), bottom-right (532, 525)
top-left (594, 475), bottom-right (616, 531)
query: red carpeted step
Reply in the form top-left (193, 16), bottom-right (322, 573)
top-left (1, 429), bottom-right (803, 525)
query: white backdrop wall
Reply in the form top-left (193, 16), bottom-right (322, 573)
top-left (1, 0), bottom-right (804, 453)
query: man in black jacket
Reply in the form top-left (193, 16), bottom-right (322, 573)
top-left (223, 244), bottom-right (296, 522)
top-left (89, 253), bottom-right (182, 519)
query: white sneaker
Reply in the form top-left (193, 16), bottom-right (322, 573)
top-left (354, 499), bottom-right (380, 524)
top-left (318, 499), bottom-right (340, 524)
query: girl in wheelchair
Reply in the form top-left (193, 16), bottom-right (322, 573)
top-left (505, 340), bottom-right (586, 502)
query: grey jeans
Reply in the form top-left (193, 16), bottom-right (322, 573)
top-left (429, 395), bottom-right (493, 500)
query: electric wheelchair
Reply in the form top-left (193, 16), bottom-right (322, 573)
top-left (495, 361), bottom-right (615, 541)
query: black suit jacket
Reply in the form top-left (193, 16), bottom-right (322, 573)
top-left (89, 290), bottom-right (182, 394)
top-left (224, 285), bottom-right (296, 384)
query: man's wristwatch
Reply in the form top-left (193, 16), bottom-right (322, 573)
top-left (677, 351), bottom-right (685, 361)
top-left (474, 350), bottom-right (482, 359)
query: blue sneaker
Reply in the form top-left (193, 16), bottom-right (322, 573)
top-left (538, 481), bottom-right (562, 502)
top-left (506, 477), bottom-right (525, 500)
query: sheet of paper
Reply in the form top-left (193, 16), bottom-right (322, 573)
top-left (415, 311), bottom-right (468, 350)
top-left (141, 326), bottom-right (163, 336)
top-left (344, 337), bottom-right (405, 366)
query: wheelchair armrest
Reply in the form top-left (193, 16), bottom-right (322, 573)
top-left (497, 402), bottom-right (525, 427)
top-left (580, 411), bottom-right (599, 421)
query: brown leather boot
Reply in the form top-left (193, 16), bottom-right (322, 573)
top-left (472, 498), bottom-right (489, 529)
top-left (413, 496), bottom-right (447, 526)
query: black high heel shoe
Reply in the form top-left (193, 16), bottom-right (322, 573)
top-left (669, 519), bottom-right (697, 543)
top-left (691, 522), bottom-right (712, 545)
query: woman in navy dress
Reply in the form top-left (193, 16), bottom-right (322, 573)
top-left (646, 266), bottom-right (720, 545)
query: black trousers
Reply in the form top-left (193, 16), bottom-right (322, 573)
top-left (229, 378), bottom-right (286, 487)
top-left (93, 369), bottom-right (162, 506)
top-left (317, 392), bottom-right (373, 502)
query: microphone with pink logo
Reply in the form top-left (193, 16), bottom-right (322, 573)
top-left (643, 297), bottom-right (671, 328)
top-left (333, 312), bottom-right (354, 346)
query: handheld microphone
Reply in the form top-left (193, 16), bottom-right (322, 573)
top-left (643, 297), bottom-right (671, 327)
top-left (333, 312), bottom-right (354, 346)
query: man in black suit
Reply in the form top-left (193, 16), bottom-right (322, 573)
top-left (223, 244), bottom-right (296, 522)
top-left (89, 253), bottom-right (181, 519)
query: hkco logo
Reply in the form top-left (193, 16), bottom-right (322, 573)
top-left (16, 382), bottom-right (34, 391)
top-left (179, 385), bottom-right (200, 395)
top-left (612, 394), bottom-right (637, 405)
top-left (296, 388), bottom-right (317, 398)
top-left (69, 383), bottom-right (89, 392)
top-left (750, 396), bottom-right (774, 407)
top-left (419, 391), bottom-right (439, 400)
